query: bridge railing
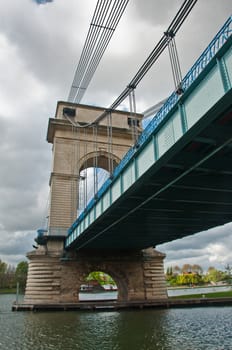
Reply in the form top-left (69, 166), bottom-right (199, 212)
top-left (182, 16), bottom-right (232, 90)
top-left (67, 16), bottom-right (232, 237)
top-left (136, 16), bottom-right (232, 149)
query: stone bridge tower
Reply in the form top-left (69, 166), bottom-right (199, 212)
top-left (23, 101), bottom-right (167, 306)
top-left (47, 101), bottom-right (143, 236)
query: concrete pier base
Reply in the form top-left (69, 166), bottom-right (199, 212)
top-left (23, 238), bottom-right (167, 306)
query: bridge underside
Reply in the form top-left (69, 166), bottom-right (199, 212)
top-left (69, 90), bottom-right (232, 250)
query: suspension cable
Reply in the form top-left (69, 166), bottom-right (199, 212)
top-left (91, 0), bottom-right (198, 126)
top-left (41, 187), bottom-right (50, 231)
top-left (93, 125), bottom-right (98, 196)
top-left (128, 88), bottom-right (138, 144)
top-left (107, 111), bottom-right (113, 175)
top-left (83, 128), bottom-right (88, 209)
top-left (68, 0), bottom-right (113, 101)
top-left (74, 0), bottom-right (130, 104)
top-left (165, 31), bottom-right (183, 94)
top-left (68, 0), bottom-right (130, 104)
top-left (70, 124), bottom-right (75, 222)
top-left (76, 126), bottom-right (82, 215)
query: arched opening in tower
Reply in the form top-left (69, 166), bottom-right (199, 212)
top-left (79, 271), bottom-right (118, 301)
top-left (78, 167), bottom-right (110, 213)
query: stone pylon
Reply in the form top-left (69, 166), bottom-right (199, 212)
top-left (24, 102), bottom-right (167, 306)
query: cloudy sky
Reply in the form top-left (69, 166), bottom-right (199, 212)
top-left (0, 0), bottom-right (231, 270)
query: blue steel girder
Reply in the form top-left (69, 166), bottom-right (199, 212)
top-left (66, 17), bottom-right (232, 251)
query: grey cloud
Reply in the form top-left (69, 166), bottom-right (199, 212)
top-left (0, 230), bottom-right (33, 255)
top-left (0, 4), bottom-right (77, 94)
top-left (0, 117), bottom-right (50, 187)
top-left (0, 110), bottom-right (51, 235)
top-left (0, 186), bottom-right (46, 231)
top-left (0, 116), bottom-right (10, 144)
top-left (0, 230), bottom-right (34, 265)
top-left (131, 0), bottom-right (183, 27)
top-left (160, 223), bottom-right (232, 249)
top-left (165, 248), bottom-right (207, 260)
top-left (158, 223), bottom-right (232, 270)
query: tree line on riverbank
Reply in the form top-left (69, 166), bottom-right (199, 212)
top-left (166, 263), bottom-right (232, 286)
top-left (1, 258), bottom-right (231, 292)
top-left (0, 259), bottom-right (28, 292)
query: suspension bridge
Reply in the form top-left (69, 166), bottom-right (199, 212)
top-left (19, 1), bottom-right (232, 308)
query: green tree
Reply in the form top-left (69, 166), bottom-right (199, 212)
top-left (86, 271), bottom-right (116, 286)
top-left (0, 260), bottom-right (16, 289)
top-left (225, 264), bottom-right (232, 274)
top-left (176, 272), bottom-right (203, 286)
top-left (166, 266), bottom-right (173, 276)
top-left (15, 261), bottom-right (28, 291)
top-left (0, 260), bottom-right (7, 288)
top-left (181, 264), bottom-right (192, 273)
top-left (166, 267), bottom-right (179, 286)
top-left (0, 260), bottom-right (7, 274)
top-left (173, 265), bottom-right (181, 275)
top-left (5, 265), bottom-right (15, 289)
top-left (205, 267), bottom-right (224, 283)
top-left (192, 264), bottom-right (203, 275)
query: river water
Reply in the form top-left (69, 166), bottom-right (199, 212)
top-left (0, 294), bottom-right (232, 350)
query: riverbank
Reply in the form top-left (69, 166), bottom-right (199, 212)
top-left (167, 284), bottom-right (232, 297)
top-left (170, 290), bottom-right (232, 299)
top-left (10, 286), bottom-right (232, 311)
top-left (0, 288), bottom-right (16, 294)
top-left (12, 293), bottom-right (232, 312)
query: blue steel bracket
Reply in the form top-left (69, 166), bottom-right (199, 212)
top-left (35, 228), bottom-right (48, 245)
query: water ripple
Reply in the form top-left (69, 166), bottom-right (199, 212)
top-left (0, 295), bottom-right (232, 350)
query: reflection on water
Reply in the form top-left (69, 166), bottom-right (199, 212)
top-left (0, 294), bottom-right (232, 350)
